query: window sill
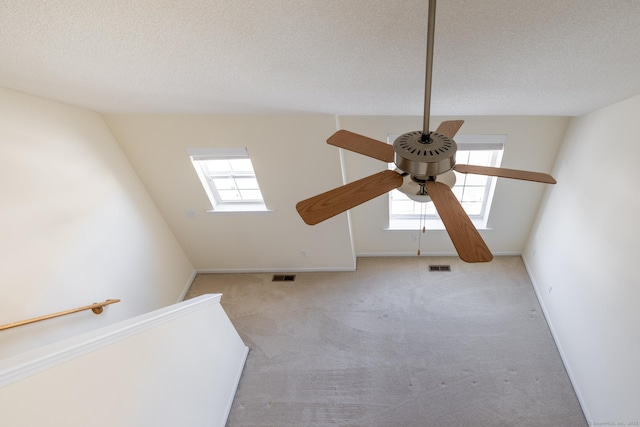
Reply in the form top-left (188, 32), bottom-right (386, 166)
top-left (386, 218), bottom-right (491, 231)
top-left (206, 203), bottom-right (273, 214)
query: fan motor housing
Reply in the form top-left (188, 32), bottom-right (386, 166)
top-left (393, 130), bottom-right (457, 178)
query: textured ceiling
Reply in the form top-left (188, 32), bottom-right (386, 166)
top-left (2, 0), bottom-right (640, 116)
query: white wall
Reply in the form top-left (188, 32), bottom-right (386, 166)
top-left (524, 94), bottom-right (640, 422)
top-left (104, 114), bottom-right (355, 271)
top-left (0, 294), bottom-right (247, 427)
top-left (103, 114), bottom-right (569, 271)
top-left (0, 89), bottom-right (194, 359)
top-left (339, 115), bottom-right (569, 256)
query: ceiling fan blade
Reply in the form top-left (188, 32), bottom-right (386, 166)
top-left (327, 130), bottom-right (395, 163)
top-left (454, 164), bottom-right (557, 184)
top-left (297, 170), bottom-right (403, 225)
top-left (424, 181), bottom-right (493, 263)
top-left (435, 120), bottom-right (464, 139)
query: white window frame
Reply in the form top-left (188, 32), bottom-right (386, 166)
top-left (187, 147), bottom-right (269, 212)
top-left (387, 134), bottom-right (505, 230)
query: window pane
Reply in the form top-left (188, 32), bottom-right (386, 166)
top-left (203, 159), bottom-right (231, 173)
top-left (451, 187), bottom-right (463, 199)
top-left (392, 200), bottom-right (416, 215)
top-left (229, 158), bottom-right (254, 173)
top-left (458, 186), bottom-right (485, 202)
top-left (468, 151), bottom-right (492, 166)
top-left (390, 193), bottom-right (438, 216)
top-left (235, 177), bottom-right (259, 190)
top-left (465, 174), bottom-right (488, 186)
top-left (461, 201), bottom-right (482, 215)
top-left (423, 203), bottom-right (437, 215)
top-left (240, 190), bottom-right (263, 200)
top-left (456, 151), bottom-right (470, 164)
top-left (218, 190), bottom-right (242, 201)
top-left (212, 177), bottom-right (236, 190)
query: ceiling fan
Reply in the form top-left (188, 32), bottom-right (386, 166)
top-left (296, 0), bottom-right (556, 263)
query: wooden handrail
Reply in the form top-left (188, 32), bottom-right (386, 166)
top-left (0, 299), bottom-right (120, 332)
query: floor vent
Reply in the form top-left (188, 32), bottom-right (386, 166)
top-left (429, 265), bottom-right (451, 272)
top-left (272, 274), bottom-right (296, 282)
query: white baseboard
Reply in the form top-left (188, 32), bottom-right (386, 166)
top-left (178, 270), bottom-right (198, 302)
top-left (357, 251), bottom-right (457, 257)
top-left (222, 345), bottom-right (249, 426)
top-left (193, 253), bottom-right (524, 275)
top-left (195, 266), bottom-right (356, 274)
top-left (356, 251), bottom-right (522, 257)
top-left (521, 254), bottom-right (590, 423)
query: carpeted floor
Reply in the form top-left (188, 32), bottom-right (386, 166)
top-left (185, 256), bottom-right (587, 427)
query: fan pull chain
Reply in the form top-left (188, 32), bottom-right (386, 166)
top-left (417, 203), bottom-right (422, 255)
top-left (417, 200), bottom-right (427, 256)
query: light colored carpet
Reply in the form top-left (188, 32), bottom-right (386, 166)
top-left (185, 256), bottom-right (586, 427)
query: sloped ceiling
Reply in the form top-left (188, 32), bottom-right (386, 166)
top-left (2, 0), bottom-right (640, 116)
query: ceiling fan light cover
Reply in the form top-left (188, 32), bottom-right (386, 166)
top-left (397, 169), bottom-right (456, 202)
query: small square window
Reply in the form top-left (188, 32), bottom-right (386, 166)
top-left (187, 147), bottom-right (268, 212)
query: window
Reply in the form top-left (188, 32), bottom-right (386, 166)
top-left (187, 147), bottom-right (268, 212)
top-left (388, 134), bottom-right (505, 229)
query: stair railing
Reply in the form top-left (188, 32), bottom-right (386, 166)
top-left (0, 299), bottom-right (120, 331)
